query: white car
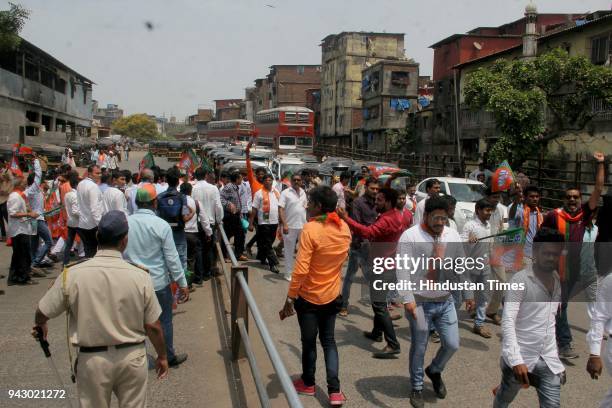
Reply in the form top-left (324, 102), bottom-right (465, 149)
top-left (415, 177), bottom-right (486, 232)
top-left (270, 156), bottom-right (304, 191)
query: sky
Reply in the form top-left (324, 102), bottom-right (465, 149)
top-left (5, 0), bottom-right (610, 118)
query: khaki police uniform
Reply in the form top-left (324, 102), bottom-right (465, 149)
top-left (38, 249), bottom-right (161, 408)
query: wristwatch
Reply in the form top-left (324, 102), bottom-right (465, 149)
top-left (286, 297), bottom-right (295, 304)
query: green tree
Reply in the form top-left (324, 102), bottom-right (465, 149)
top-left (464, 48), bottom-right (612, 166)
top-left (0, 3), bottom-right (30, 51)
top-left (111, 114), bottom-right (160, 141)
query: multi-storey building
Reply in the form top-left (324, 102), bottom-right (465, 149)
top-left (320, 32), bottom-right (406, 147)
top-left (0, 37), bottom-right (93, 144)
top-left (361, 60), bottom-right (419, 152)
top-left (93, 102), bottom-right (123, 128)
top-left (266, 65), bottom-right (321, 108)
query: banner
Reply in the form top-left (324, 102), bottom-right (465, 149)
top-left (139, 151), bottom-right (155, 175)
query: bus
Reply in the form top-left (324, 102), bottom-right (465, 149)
top-left (205, 119), bottom-right (254, 144)
top-left (254, 106), bottom-right (314, 152)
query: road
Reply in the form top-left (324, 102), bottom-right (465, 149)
top-left (0, 150), bottom-right (609, 407)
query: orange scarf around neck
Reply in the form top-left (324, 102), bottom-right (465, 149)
top-left (262, 188), bottom-right (280, 214)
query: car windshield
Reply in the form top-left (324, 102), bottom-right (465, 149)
top-left (448, 183), bottom-right (485, 202)
top-left (280, 163), bottom-right (301, 178)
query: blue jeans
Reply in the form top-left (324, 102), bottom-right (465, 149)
top-left (155, 285), bottom-right (176, 361)
top-left (62, 227), bottom-right (78, 266)
top-left (31, 220), bottom-right (52, 265)
top-left (172, 229), bottom-right (187, 273)
top-left (494, 357), bottom-right (561, 408)
top-left (408, 299), bottom-right (460, 391)
top-left (341, 246), bottom-right (369, 308)
top-left (471, 271), bottom-right (490, 327)
top-left (295, 296), bottom-right (341, 394)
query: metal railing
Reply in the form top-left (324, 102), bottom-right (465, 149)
top-left (215, 225), bottom-right (303, 408)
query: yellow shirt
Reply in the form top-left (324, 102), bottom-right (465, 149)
top-left (287, 219), bottom-right (351, 305)
top-left (38, 250), bottom-right (161, 347)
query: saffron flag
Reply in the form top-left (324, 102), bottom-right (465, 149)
top-left (491, 161), bottom-right (515, 192)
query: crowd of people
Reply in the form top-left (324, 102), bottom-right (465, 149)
top-left (0, 145), bottom-right (607, 407)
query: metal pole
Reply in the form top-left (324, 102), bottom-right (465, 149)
top-left (236, 318), bottom-right (271, 408)
top-left (453, 69), bottom-right (462, 159)
top-left (236, 272), bottom-right (303, 408)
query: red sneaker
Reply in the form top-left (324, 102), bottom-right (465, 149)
top-left (329, 391), bottom-right (346, 406)
top-left (293, 378), bottom-right (315, 396)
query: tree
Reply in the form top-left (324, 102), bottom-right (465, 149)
top-left (111, 114), bottom-right (160, 141)
top-left (0, 3), bottom-right (30, 51)
top-left (464, 48), bottom-right (612, 166)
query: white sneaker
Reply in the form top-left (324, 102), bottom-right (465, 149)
top-left (283, 274), bottom-right (292, 282)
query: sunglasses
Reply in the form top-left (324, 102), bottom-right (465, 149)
top-left (565, 195), bottom-right (580, 199)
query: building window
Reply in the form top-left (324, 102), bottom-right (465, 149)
top-left (55, 77), bottom-right (66, 94)
top-left (0, 51), bottom-right (18, 74)
top-left (423, 116), bottom-right (429, 129)
top-left (591, 34), bottom-right (610, 65)
top-left (391, 71), bottom-right (410, 87)
top-left (327, 115), bottom-right (332, 125)
top-left (297, 65), bottom-right (304, 75)
top-left (24, 60), bottom-right (38, 81)
top-left (338, 114), bottom-right (343, 127)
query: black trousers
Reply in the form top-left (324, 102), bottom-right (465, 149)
top-left (371, 301), bottom-right (400, 350)
top-left (76, 227), bottom-right (98, 258)
top-left (185, 231), bottom-right (203, 282)
top-left (9, 234), bottom-right (32, 283)
top-left (256, 224), bottom-right (278, 267)
top-left (295, 296), bottom-right (342, 394)
top-left (222, 213), bottom-right (245, 258)
top-left (201, 224), bottom-right (217, 278)
top-left (63, 227), bottom-right (78, 265)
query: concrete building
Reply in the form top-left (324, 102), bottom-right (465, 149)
top-left (214, 99), bottom-right (241, 121)
top-left (419, 9), bottom-right (586, 156)
top-left (267, 65), bottom-right (321, 108)
top-left (252, 78), bottom-right (271, 113)
top-left (454, 9), bottom-right (612, 157)
top-left (93, 101), bottom-right (123, 128)
top-left (0, 38), bottom-right (94, 144)
top-left (320, 32), bottom-right (406, 147)
top-left (361, 60), bottom-right (419, 152)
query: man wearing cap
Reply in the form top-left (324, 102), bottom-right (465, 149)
top-left (33, 211), bottom-right (169, 408)
top-left (77, 165), bottom-right (103, 258)
top-left (123, 183), bottom-right (190, 367)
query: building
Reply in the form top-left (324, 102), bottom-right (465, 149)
top-left (267, 65), bottom-right (321, 108)
top-left (241, 87), bottom-right (256, 121)
top-left (453, 9), bottom-right (612, 156)
top-left (0, 37), bottom-right (94, 144)
top-left (320, 32), bottom-right (406, 147)
top-left (252, 78), bottom-right (270, 113)
top-left (421, 9), bottom-right (584, 155)
top-left (361, 60), bottom-right (419, 152)
top-left (214, 99), bottom-right (241, 121)
top-left (93, 102), bottom-right (123, 128)
top-left (305, 88), bottom-right (321, 138)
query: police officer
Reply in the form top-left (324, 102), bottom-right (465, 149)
top-left (33, 210), bottom-right (169, 408)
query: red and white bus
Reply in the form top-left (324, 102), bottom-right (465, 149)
top-left (205, 119), bottom-right (254, 144)
top-left (254, 106), bottom-right (314, 152)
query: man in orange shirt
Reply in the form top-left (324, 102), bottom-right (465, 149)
top-left (281, 186), bottom-right (351, 407)
top-left (245, 141), bottom-right (267, 257)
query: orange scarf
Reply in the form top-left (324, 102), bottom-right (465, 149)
top-left (262, 188), bottom-right (280, 214)
top-left (522, 205), bottom-right (543, 234)
top-left (309, 212), bottom-right (343, 228)
top-left (555, 208), bottom-right (583, 281)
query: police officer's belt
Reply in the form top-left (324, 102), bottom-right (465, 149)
top-left (79, 341), bottom-right (145, 353)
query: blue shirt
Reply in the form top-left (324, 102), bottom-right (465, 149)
top-left (25, 182), bottom-right (44, 220)
top-left (123, 209), bottom-right (187, 291)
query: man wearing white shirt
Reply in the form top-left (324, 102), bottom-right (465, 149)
top-left (180, 182), bottom-right (212, 285)
top-left (102, 170), bottom-right (128, 215)
top-left (586, 273), bottom-right (612, 407)
top-left (461, 198), bottom-right (495, 338)
top-left (62, 171), bottom-right (83, 265)
top-left (396, 196), bottom-right (474, 408)
top-left (486, 187), bottom-right (509, 324)
top-left (249, 174), bottom-right (280, 274)
top-left (413, 178), bottom-right (441, 225)
top-left (76, 165), bottom-right (103, 258)
top-left (494, 228), bottom-right (566, 408)
top-left (192, 167), bottom-right (223, 278)
top-left (279, 173), bottom-right (307, 282)
top-left (332, 172), bottom-right (350, 210)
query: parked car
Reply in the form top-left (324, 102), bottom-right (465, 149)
top-left (270, 156), bottom-right (304, 191)
top-left (415, 176), bottom-right (486, 231)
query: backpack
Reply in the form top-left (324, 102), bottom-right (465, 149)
top-left (157, 189), bottom-right (186, 230)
